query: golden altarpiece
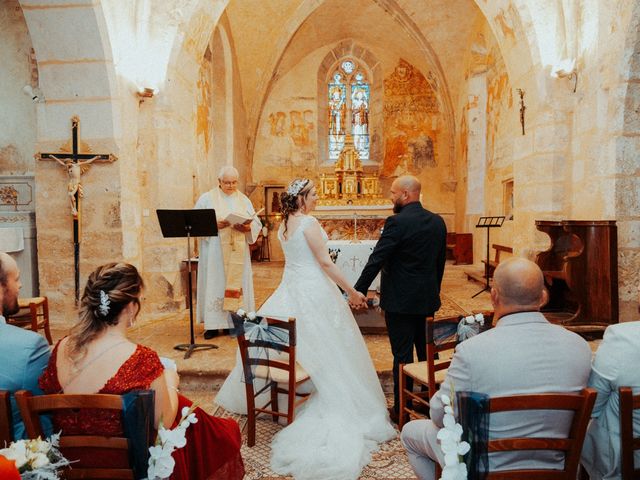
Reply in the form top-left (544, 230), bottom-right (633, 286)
top-left (318, 135), bottom-right (384, 205)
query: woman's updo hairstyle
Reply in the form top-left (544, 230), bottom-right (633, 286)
top-left (68, 262), bottom-right (144, 363)
top-left (280, 178), bottom-right (314, 238)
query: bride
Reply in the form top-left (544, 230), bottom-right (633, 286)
top-left (216, 178), bottom-right (396, 479)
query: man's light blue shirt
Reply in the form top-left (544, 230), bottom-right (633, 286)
top-left (0, 315), bottom-right (52, 440)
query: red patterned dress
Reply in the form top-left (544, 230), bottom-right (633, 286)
top-left (40, 341), bottom-right (244, 480)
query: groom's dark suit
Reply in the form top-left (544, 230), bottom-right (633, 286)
top-left (354, 201), bottom-right (447, 413)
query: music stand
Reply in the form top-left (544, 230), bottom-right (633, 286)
top-left (472, 216), bottom-right (505, 298)
top-left (157, 209), bottom-right (219, 359)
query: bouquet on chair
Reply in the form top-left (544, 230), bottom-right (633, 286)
top-left (147, 404), bottom-right (198, 480)
top-left (437, 386), bottom-right (471, 480)
top-left (0, 433), bottom-right (72, 480)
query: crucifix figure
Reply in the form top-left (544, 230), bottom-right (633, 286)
top-left (36, 116), bottom-right (117, 304)
top-left (50, 154), bottom-right (101, 217)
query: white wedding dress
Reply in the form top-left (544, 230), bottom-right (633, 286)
top-left (216, 214), bottom-right (395, 480)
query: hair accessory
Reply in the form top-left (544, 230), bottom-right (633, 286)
top-left (98, 290), bottom-right (111, 316)
top-left (286, 178), bottom-right (309, 196)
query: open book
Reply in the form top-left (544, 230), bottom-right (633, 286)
top-left (224, 207), bottom-right (264, 225)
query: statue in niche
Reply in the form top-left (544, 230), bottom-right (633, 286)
top-left (328, 86), bottom-right (346, 135)
top-left (271, 192), bottom-right (281, 213)
top-left (51, 154), bottom-right (101, 217)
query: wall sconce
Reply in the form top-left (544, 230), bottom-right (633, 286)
top-left (551, 59), bottom-right (578, 93)
top-left (136, 87), bottom-right (157, 102)
top-left (22, 85), bottom-right (43, 103)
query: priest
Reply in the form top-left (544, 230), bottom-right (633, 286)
top-left (195, 166), bottom-right (262, 339)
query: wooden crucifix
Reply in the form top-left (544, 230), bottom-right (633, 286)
top-left (36, 116), bottom-right (117, 304)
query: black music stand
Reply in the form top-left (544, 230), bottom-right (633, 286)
top-left (472, 216), bottom-right (505, 298)
top-left (157, 209), bottom-right (219, 359)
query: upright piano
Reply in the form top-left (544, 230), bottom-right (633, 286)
top-left (535, 220), bottom-right (618, 337)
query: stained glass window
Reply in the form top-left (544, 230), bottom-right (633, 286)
top-left (328, 61), bottom-right (370, 161)
top-left (328, 75), bottom-right (347, 161)
top-left (341, 60), bottom-right (355, 74)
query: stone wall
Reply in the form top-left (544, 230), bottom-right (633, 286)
top-left (0, 1), bottom-right (36, 175)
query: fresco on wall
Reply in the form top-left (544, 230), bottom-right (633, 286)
top-left (494, 7), bottom-right (516, 42)
top-left (486, 47), bottom-right (512, 166)
top-left (196, 47), bottom-right (213, 154)
top-left (269, 112), bottom-right (286, 136)
top-left (267, 110), bottom-right (315, 148)
top-left (382, 59), bottom-right (440, 177)
top-left (290, 109), bottom-right (314, 147)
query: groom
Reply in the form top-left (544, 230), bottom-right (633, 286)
top-left (354, 175), bottom-right (447, 423)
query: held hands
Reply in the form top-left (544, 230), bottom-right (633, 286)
top-left (348, 290), bottom-right (368, 310)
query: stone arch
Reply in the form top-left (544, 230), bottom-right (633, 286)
top-left (20, 1), bottom-right (119, 145)
top-left (317, 42), bottom-right (381, 167)
top-left (18, 1), bottom-right (120, 319)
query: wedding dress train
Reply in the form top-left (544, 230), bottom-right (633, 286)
top-left (216, 215), bottom-right (395, 479)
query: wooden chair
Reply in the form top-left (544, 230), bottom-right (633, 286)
top-left (398, 315), bottom-right (460, 429)
top-left (460, 388), bottom-right (596, 479)
top-left (620, 386), bottom-right (640, 479)
top-left (6, 296), bottom-right (52, 345)
top-left (482, 244), bottom-right (513, 279)
top-left (0, 390), bottom-right (12, 446)
top-left (15, 390), bottom-right (154, 479)
top-left (235, 316), bottom-right (312, 447)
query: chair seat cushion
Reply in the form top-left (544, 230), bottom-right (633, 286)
top-left (18, 297), bottom-right (46, 307)
top-left (403, 361), bottom-right (447, 385)
top-left (255, 362), bottom-right (310, 384)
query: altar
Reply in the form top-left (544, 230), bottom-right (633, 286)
top-left (327, 239), bottom-right (380, 290)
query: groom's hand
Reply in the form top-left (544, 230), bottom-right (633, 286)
top-left (348, 291), bottom-right (368, 310)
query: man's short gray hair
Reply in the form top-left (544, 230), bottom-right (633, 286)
top-left (218, 165), bottom-right (239, 180)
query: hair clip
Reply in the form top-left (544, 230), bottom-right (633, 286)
top-left (287, 179), bottom-right (309, 196)
top-left (98, 290), bottom-right (111, 316)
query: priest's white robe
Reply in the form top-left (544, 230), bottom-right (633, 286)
top-left (194, 188), bottom-right (261, 330)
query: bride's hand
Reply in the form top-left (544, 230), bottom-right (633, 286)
top-left (348, 290), bottom-right (367, 310)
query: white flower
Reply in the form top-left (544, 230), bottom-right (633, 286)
top-left (464, 314), bottom-right (476, 324)
top-left (31, 452), bottom-right (50, 469)
top-left (437, 387), bottom-right (470, 480)
top-left (474, 313), bottom-right (484, 325)
top-left (33, 437), bottom-right (51, 454)
top-left (443, 413), bottom-right (456, 429)
top-left (1, 440), bottom-right (28, 469)
top-left (148, 452), bottom-right (175, 480)
top-left (159, 426), bottom-right (187, 449)
top-left (247, 311), bottom-right (257, 320)
top-left (236, 308), bottom-right (246, 317)
top-left (148, 404), bottom-right (197, 479)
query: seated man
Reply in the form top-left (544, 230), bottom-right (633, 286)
top-left (581, 282), bottom-right (640, 479)
top-left (401, 257), bottom-right (592, 479)
top-left (0, 252), bottom-right (51, 440)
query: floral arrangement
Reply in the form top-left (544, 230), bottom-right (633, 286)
top-left (147, 405), bottom-right (198, 480)
top-left (0, 433), bottom-right (72, 480)
top-left (437, 386), bottom-right (471, 480)
top-left (236, 309), bottom-right (258, 322)
top-left (456, 313), bottom-right (484, 342)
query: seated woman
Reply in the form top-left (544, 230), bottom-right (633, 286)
top-left (39, 262), bottom-right (244, 480)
